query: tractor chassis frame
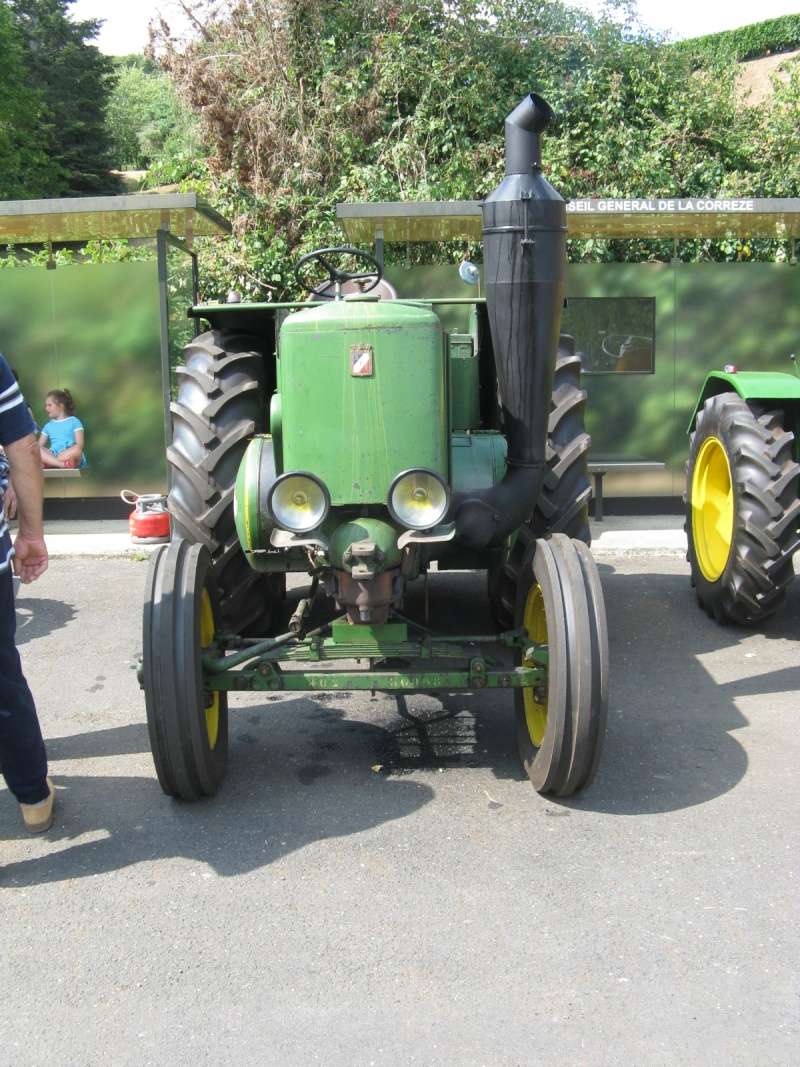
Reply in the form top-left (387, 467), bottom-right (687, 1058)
top-left (202, 621), bottom-right (547, 695)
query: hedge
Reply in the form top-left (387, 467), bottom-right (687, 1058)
top-left (674, 14), bottom-right (800, 66)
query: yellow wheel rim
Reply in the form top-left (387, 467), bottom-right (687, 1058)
top-left (522, 584), bottom-right (548, 748)
top-left (692, 436), bottom-right (734, 582)
top-left (199, 588), bottom-right (220, 750)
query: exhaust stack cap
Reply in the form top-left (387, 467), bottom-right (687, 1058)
top-left (505, 92), bottom-right (556, 176)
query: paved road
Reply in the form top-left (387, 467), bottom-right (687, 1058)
top-left (1, 557), bottom-right (798, 1065)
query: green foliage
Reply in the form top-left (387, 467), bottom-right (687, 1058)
top-left (0, 4), bottom-right (57, 196)
top-left (106, 55), bottom-right (202, 171)
top-left (674, 14), bottom-right (800, 66)
top-left (137, 2), bottom-right (800, 296)
top-left (711, 63), bottom-right (800, 229)
top-left (7, 0), bottom-right (120, 196)
top-left (0, 241), bottom-right (154, 268)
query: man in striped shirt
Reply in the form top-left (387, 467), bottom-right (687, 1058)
top-left (0, 354), bottom-right (53, 832)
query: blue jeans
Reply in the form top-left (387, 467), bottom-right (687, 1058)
top-left (0, 567), bottom-right (48, 804)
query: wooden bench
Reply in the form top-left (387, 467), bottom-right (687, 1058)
top-left (43, 469), bottom-right (82, 479)
top-left (587, 461), bottom-right (666, 522)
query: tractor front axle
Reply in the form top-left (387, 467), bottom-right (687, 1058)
top-left (201, 619), bottom-right (546, 695)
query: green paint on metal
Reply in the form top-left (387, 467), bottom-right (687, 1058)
top-left (192, 297), bottom-right (486, 315)
top-left (279, 300), bottom-right (446, 503)
top-left (203, 629), bottom-right (536, 672)
top-left (448, 333), bottom-right (481, 431)
top-left (194, 301), bottom-right (324, 313)
top-left (209, 664), bottom-right (544, 693)
top-left (234, 435), bottom-right (272, 555)
top-left (233, 435), bottom-right (290, 570)
top-left (450, 431), bottom-right (506, 494)
top-left (276, 634), bottom-right (512, 662)
top-left (269, 393), bottom-right (283, 468)
top-left (328, 518), bottom-right (402, 571)
top-left (688, 370), bottom-right (800, 431)
top-left (330, 621), bottom-right (408, 644)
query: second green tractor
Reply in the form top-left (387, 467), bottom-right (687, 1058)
top-left (686, 364), bottom-right (800, 623)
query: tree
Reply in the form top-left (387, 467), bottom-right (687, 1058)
top-left (145, 1), bottom-right (797, 298)
top-left (8, 0), bottom-right (120, 196)
top-left (0, 4), bottom-right (57, 197)
top-left (106, 56), bottom-right (202, 172)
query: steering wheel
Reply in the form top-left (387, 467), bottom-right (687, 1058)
top-left (294, 246), bottom-right (383, 299)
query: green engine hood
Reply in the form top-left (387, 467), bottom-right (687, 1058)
top-left (277, 299), bottom-right (447, 504)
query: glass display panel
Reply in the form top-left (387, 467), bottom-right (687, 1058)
top-left (563, 297), bottom-right (655, 374)
top-left (0, 260), bottom-right (165, 494)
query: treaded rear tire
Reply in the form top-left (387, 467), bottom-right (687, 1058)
top-left (531, 339), bottom-right (592, 544)
top-left (168, 328), bottom-right (283, 634)
top-left (686, 392), bottom-right (800, 624)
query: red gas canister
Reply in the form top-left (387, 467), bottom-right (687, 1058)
top-left (121, 490), bottom-right (172, 544)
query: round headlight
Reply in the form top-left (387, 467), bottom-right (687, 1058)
top-left (268, 472), bottom-right (330, 533)
top-left (388, 469), bottom-right (449, 530)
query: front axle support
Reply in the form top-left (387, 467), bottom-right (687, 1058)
top-left (201, 620), bottom-right (546, 695)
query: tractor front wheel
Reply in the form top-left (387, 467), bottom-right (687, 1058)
top-left (686, 393), bottom-right (800, 624)
top-left (143, 539), bottom-right (228, 800)
top-left (515, 533), bottom-right (608, 796)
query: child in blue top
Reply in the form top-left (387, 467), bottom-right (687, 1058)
top-left (39, 389), bottom-right (87, 469)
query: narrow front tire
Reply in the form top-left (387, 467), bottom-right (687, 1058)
top-left (143, 539), bottom-right (228, 800)
top-left (514, 534), bottom-right (608, 796)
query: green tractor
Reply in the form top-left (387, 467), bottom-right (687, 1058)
top-left (141, 92), bottom-right (607, 801)
top-left (686, 363), bottom-right (800, 623)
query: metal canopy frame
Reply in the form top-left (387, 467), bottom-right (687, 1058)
top-left (0, 193), bottom-right (231, 245)
top-left (336, 198), bottom-right (800, 244)
top-left (157, 230), bottom-right (200, 451)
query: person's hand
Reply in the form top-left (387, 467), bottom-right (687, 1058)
top-left (3, 483), bottom-right (17, 520)
top-left (12, 533), bottom-right (48, 584)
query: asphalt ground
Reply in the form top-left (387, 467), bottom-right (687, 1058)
top-left (1, 555), bottom-right (798, 1065)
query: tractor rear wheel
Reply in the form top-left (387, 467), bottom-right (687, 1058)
top-left (531, 341), bottom-right (592, 543)
top-left (489, 340), bottom-right (591, 631)
top-left (168, 328), bottom-right (284, 634)
top-left (514, 534), bottom-right (608, 796)
top-left (143, 539), bottom-right (228, 800)
top-left (686, 392), bottom-right (800, 624)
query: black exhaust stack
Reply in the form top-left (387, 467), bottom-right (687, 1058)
top-left (455, 93), bottom-right (566, 547)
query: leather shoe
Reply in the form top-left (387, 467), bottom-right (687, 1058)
top-left (20, 778), bottom-right (56, 833)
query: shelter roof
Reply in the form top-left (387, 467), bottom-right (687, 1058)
top-left (337, 198), bottom-right (800, 242)
top-left (0, 193), bottom-right (230, 245)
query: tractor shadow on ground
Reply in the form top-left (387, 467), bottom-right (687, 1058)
top-left (559, 562), bottom-right (800, 816)
top-left (343, 565), bottom-right (800, 817)
top-left (14, 594), bottom-right (77, 646)
top-left (3, 562), bottom-right (797, 885)
top-left (44, 722), bottom-right (150, 762)
top-left (280, 571), bottom-right (525, 783)
top-left (0, 703), bottom-right (435, 887)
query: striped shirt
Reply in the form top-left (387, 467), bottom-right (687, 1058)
top-left (0, 354), bottom-right (36, 573)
